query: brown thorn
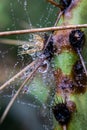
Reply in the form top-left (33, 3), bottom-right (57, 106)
top-left (44, 10), bottom-right (63, 50)
top-left (47, 0), bottom-right (64, 10)
top-left (0, 39), bottom-right (30, 46)
top-left (0, 58), bottom-right (44, 124)
top-left (0, 59), bottom-right (39, 91)
top-left (0, 24), bottom-right (87, 36)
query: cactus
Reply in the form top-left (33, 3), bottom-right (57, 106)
top-left (52, 0), bottom-right (87, 130)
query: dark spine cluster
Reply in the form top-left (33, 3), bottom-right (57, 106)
top-left (60, 0), bottom-right (72, 10)
top-left (43, 34), bottom-right (54, 60)
top-left (73, 60), bottom-right (87, 93)
top-left (52, 103), bottom-right (71, 125)
top-left (69, 29), bottom-right (85, 52)
top-left (52, 29), bottom-right (86, 126)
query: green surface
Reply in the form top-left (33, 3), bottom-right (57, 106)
top-left (54, 0), bottom-right (87, 129)
top-left (53, 50), bottom-right (78, 75)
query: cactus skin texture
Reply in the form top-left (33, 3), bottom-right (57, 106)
top-left (52, 0), bottom-right (87, 130)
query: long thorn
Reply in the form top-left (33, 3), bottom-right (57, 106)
top-left (0, 59), bottom-right (39, 91)
top-left (0, 58), bottom-right (43, 124)
top-left (44, 11), bottom-right (63, 50)
top-left (0, 24), bottom-right (87, 36)
top-left (54, 11), bottom-right (63, 26)
top-left (0, 39), bottom-right (31, 45)
top-left (0, 38), bottom-right (43, 47)
top-left (77, 49), bottom-right (87, 76)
